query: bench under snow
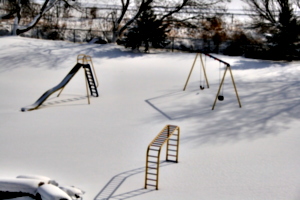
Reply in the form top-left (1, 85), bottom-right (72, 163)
top-left (0, 175), bottom-right (84, 200)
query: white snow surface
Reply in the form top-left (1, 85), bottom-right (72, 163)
top-left (16, 175), bottom-right (58, 186)
top-left (0, 36), bottom-right (300, 200)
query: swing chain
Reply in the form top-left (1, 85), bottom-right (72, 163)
top-left (200, 54), bottom-right (206, 90)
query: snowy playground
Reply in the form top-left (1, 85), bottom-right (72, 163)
top-left (0, 36), bottom-right (300, 200)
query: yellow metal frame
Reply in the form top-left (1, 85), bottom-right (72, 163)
top-left (145, 125), bottom-right (180, 190)
top-left (183, 53), bottom-right (242, 110)
top-left (57, 54), bottom-right (99, 105)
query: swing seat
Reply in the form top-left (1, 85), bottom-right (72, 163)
top-left (218, 95), bottom-right (224, 101)
top-left (200, 85), bottom-right (205, 90)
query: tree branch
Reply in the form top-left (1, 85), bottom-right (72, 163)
top-left (117, 0), bottom-right (154, 38)
top-left (0, 11), bottom-right (17, 20)
top-left (159, 0), bottom-right (189, 21)
top-left (16, 0), bottom-right (59, 35)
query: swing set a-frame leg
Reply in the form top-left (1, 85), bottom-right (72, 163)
top-left (199, 53), bottom-right (209, 89)
top-left (212, 66), bottom-right (242, 110)
top-left (183, 53), bottom-right (209, 91)
top-left (183, 53), bottom-right (198, 91)
top-left (212, 66), bottom-right (227, 110)
top-left (229, 67), bottom-right (242, 108)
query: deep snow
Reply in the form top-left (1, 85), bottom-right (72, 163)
top-left (0, 36), bottom-right (300, 200)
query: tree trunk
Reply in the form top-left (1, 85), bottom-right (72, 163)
top-left (11, 0), bottom-right (60, 35)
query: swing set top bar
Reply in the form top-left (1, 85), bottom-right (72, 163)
top-left (199, 51), bottom-right (230, 67)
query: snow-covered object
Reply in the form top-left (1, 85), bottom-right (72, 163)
top-left (16, 175), bottom-right (58, 186)
top-left (36, 184), bottom-right (71, 200)
top-left (0, 178), bottom-right (44, 195)
top-left (59, 186), bottom-right (85, 199)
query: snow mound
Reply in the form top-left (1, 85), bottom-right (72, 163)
top-left (59, 186), bottom-right (85, 199)
top-left (0, 178), bottom-right (43, 195)
top-left (0, 175), bottom-right (84, 200)
top-left (17, 175), bottom-right (58, 186)
top-left (36, 184), bottom-right (72, 200)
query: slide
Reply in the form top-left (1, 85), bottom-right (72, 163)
top-left (21, 63), bottom-right (83, 112)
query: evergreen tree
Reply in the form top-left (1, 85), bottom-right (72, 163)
top-left (243, 0), bottom-right (300, 60)
top-left (122, 5), bottom-right (170, 52)
top-left (268, 2), bottom-right (299, 59)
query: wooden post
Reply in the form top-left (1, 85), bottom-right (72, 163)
top-left (212, 65), bottom-right (242, 110)
top-left (229, 67), bottom-right (242, 108)
top-left (199, 53), bottom-right (209, 88)
top-left (212, 66), bottom-right (228, 110)
top-left (183, 53), bottom-right (199, 91)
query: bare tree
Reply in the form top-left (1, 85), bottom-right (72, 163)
top-left (0, 0), bottom-right (78, 35)
top-left (201, 16), bottom-right (227, 52)
top-left (109, 0), bottom-right (230, 43)
top-left (0, 0), bottom-right (31, 20)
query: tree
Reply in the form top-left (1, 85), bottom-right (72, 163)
top-left (0, 0), bottom-right (32, 21)
top-left (242, 0), bottom-right (300, 59)
top-left (0, 0), bottom-right (78, 35)
top-left (122, 5), bottom-right (170, 52)
top-left (109, 0), bottom-right (230, 43)
top-left (201, 16), bottom-right (227, 53)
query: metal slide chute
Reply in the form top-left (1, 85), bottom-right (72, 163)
top-left (21, 55), bottom-right (98, 112)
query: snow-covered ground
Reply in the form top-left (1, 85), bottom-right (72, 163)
top-left (0, 36), bottom-right (300, 200)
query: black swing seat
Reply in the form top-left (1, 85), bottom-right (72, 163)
top-left (218, 95), bottom-right (224, 101)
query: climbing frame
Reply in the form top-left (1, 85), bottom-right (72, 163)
top-left (145, 125), bottom-right (180, 190)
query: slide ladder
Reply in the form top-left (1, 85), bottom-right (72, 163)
top-left (83, 64), bottom-right (98, 97)
top-left (145, 125), bottom-right (180, 190)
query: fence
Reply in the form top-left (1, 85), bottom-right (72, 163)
top-left (1, 23), bottom-right (222, 52)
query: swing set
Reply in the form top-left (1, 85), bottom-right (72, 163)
top-left (183, 52), bottom-right (242, 110)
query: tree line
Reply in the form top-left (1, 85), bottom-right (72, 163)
top-left (1, 0), bottom-right (300, 60)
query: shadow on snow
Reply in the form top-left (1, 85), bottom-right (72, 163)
top-left (0, 40), bottom-right (144, 73)
top-left (231, 58), bottom-right (288, 70)
top-left (145, 78), bottom-right (300, 144)
top-left (94, 161), bottom-right (174, 200)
